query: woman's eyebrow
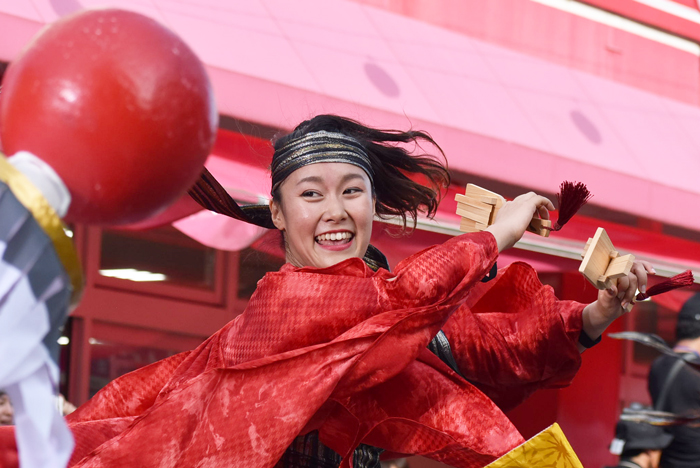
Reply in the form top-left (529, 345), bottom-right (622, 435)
top-left (295, 173), bottom-right (367, 186)
top-left (341, 173), bottom-right (366, 183)
top-left (296, 176), bottom-right (323, 185)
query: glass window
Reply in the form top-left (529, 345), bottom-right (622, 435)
top-left (630, 301), bottom-right (672, 367)
top-left (99, 226), bottom-right (217, 290)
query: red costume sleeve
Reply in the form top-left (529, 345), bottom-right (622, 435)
top-left (443, 261), bottom-right (584, 411)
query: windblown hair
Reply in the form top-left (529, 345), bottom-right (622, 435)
top-left (272, 115), bottom-right (450, 230)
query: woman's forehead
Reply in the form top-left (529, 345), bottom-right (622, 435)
top-left (285, 162), bottom-right (371, 185)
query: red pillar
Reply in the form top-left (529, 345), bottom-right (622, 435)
top-left (556, 272), bottom-right (623, 468)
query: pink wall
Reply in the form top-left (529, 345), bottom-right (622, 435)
top-left (351, 0), bottom-right (700, 105)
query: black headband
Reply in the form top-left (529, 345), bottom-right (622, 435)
top-left (271, 131), bottom-right (373, 192)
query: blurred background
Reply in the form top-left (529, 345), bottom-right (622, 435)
top-left (2, 1), bottom-right (700, 466)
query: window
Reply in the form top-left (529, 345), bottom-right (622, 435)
top-left (94, 225), bottom-right (224, 303)
top-left (100, 226), bottom-right (217, 289)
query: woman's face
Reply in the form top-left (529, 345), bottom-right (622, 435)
top-left (270, 162), bottom-right (374, 269)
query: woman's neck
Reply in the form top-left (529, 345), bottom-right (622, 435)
top-left (674, 338), bottom-right (700, 357)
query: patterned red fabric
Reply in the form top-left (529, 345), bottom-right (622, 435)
top-left (0, 231), bottom-right (584, 467)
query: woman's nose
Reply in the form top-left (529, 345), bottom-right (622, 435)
top-left (323, 196), bottom-right (347, 221)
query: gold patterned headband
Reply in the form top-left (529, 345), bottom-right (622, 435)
top-left (271, 131), bottom-right (373, 191)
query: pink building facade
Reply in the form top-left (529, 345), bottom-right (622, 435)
top-left (2, 1), bottom-right (700, 466)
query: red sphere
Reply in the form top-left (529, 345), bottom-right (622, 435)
top-left (0, 9), bottom-right (217, 225)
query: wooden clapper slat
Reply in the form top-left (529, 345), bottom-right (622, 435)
top-left (455, 184), bottom-right (552, 237)
top-left (579, 227), bottom-right (635, 290)
top-left (579, 227), bottom-right (636, 311)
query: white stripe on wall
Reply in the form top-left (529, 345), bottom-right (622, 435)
top-left (633, 0), bottom-right (700, 25)
top-left (529, 0), bottom-right (700, 55)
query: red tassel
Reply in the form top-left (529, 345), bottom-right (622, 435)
top-left (553, 181), bottom-right (592, 231)
top-left (636, 270), bottom-right (695, 301)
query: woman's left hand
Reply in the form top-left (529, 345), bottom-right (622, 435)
top-left (580, 259), bottom-right (656, 350)
top-left (486, 192), bottom-right (554, 252)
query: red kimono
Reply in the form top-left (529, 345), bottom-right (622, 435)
top-left (1, 232), bottom-right (584, 467)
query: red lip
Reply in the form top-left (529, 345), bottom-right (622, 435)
top-left (317, 240), bottom-right (353, 252)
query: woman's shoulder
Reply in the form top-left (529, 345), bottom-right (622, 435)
top-left (273, 257), bottom-right (376, 278)
top-left (258, 231), bottom-right (497, 287)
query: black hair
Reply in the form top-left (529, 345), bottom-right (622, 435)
top-left (620, 449), bottom-right (645, 459)
top-left (271, 115), bottom-right (450, 231)
top-left (676, 320), bottom-right (700, 342)
top-left (676, 320), bottom-right (700, 341)
top-left (676, 293), bottom-right (700, 342)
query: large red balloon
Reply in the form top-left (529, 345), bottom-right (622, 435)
top-left (0, 9), bottom-right (217, 225)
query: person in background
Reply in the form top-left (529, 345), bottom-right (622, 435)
top-left (648, 293), bottom-right (700, 468)
top-left (0, 391), bottom-right (13, 426)
top-left (604, 415), bottom-right (673, 468)
top-left (0, 390), bottom-right (74, 425)
top-left (57, 394), bottom-right (76, 417)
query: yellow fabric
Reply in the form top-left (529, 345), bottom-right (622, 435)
top-left (485, 423), bottom-right (583, 468)
top-left (0, 153), bottom-right (83, 305)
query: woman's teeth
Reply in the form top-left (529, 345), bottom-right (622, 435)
top-left (316, 232), bottom-right (352, 242)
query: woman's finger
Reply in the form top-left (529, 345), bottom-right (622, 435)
top-left (616, 276), bottom-right (630, 301)
top-left (530, 195), bottom-right (553, 220)
top-left (631, 261), bottom-right (649, 294)
top-left (530, 194), bottom-right (555, 209)
top-left (640, 260), bottom-right (656, 275)
top-left (622, 273), bottom-right (638, 307)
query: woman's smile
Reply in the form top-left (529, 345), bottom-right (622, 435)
top-left (315, 230), bottom-right (355, 250)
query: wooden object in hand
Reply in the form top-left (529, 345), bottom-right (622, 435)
top-left (528, 217), bottom-right (552, 238)
top-left (455, 184), bottom-right (504, 233)
top-left (579, 227), bottom-right (635, 290)
top-left (455, 184), bottom-right (551, 237)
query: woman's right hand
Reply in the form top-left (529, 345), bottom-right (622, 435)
top-left (485, 192), bottom-right (554, 252)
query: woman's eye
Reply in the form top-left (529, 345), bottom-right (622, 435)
top-left (301, 190), bottom-right (319, 197)
top-left (344, 187), bottom-right (363, 195)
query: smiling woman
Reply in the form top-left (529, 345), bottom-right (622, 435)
top-left (1, 115), bottom-right (653, 468)
top-left (265, 116), bottom-right (451, 268)
top-left (263, 116), bottom-right (447, 271)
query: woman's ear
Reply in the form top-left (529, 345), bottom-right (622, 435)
top-left (269, 200), bottom-right (285, 231)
